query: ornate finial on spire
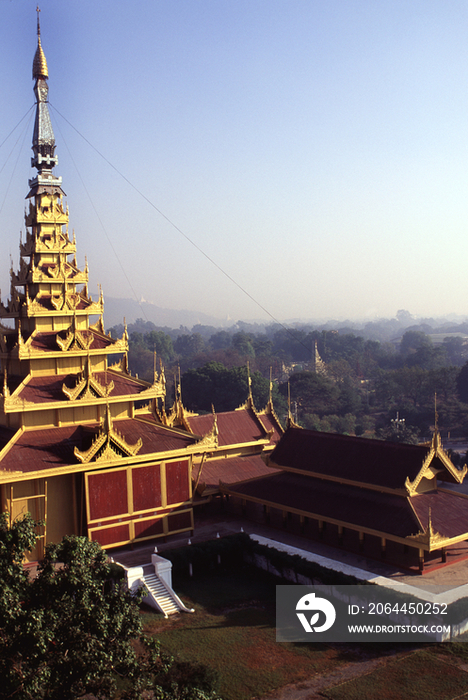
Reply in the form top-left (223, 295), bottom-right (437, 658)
top-left (104, 401), bottom-right (113, 434)
top-left (3, 369), bottom-right (9, 398)
top-left (33, 6), bottom-right (48, 79)
top-left (246, 361), bottom-right (252, 399)
top-left (177, 365), bottom-right (182, 402)
top-left (29, 8), bottom-right (65, 198)
top-left (432, 393), bottom-right (441, 449)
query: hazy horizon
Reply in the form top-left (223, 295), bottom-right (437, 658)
top-left (1, 2), bottom-right (468, 325)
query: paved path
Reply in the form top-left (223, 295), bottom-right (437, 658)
top-left (114, 509), bottom-right (468, 595)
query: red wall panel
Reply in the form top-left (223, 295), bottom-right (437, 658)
top-left (132, 464), bottom-right (162, 512)
top-left (134, 517), bottom-right (164, 539)
top-left (91, 523), bottom-right (130, 547)
top-left (166, 460), bottom-right (190, 504)
top-left (87, 470), bottom-right (128, 520)
top-left (167, 510), bottom-right (192, 532)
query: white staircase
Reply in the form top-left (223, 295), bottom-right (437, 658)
top-left (120, 552), bottom-right (195, 618)
top-left (143, 572), bottom-right (181, 617)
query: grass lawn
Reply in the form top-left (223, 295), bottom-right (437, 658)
top-left (322, 649), bottom-right (468, 700)
top-left (142, 567), bottom-right (375, 700)
top-left (141, 565), bottom-right (468, 700)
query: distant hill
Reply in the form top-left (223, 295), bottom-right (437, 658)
top-left (103, 297), bottom-right (224, 330)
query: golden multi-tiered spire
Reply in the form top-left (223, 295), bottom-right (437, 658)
top-left (0, 13), bottom-right (167, 430)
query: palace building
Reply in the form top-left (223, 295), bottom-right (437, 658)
top-left (0, 16), bottom-right (282, 561)
top-left (221, 427), bottom-right (468, 572)
top-left (3, 15), bottom-right (468, 575)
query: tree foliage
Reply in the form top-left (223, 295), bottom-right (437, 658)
top-left (181, 361), bottom-right (284, 414)
top-left (0, 514), bottom-right (220, 700)
top-left (108, 318), bottom-right (468, 440)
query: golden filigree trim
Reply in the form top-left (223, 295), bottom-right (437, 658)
top-left (74, 411), bottom-right (142, 464)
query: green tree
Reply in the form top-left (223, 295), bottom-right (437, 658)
top-left (181, 362), bottom-right (283, 414)
top-left (0, 513), bottom-right (43, 698)
top-left (457, 361), bottom-right (468, 403)
top-left (377, 420), bottom-right (420, 444)
top-left (144, 330), bottom-right (175, 363)
top-left (1, 515), bottom-right (220, 700)
top-left (209, 330), bottom-right (232, 351)
top-left (231, 332), bottom-right (255, 358)
top-left (174, 333), bottom-right (206, 358)
top-left (280, 371), bottom-right (340, 418)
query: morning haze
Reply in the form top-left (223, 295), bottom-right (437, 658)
top-left (0, 1), bottom-right (467, 325)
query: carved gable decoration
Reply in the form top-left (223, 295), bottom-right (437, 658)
top-left (194, 415), bottom-right (219, 450)
top-left (74, 411), bottom-right (142, 464)
top-left (57, 321), bottom-right (93, 352)
top-left (63, 357), bottom-right (113, 401)
top-left (405, 431), bottom-right (467, 496)
top-left (406, 509), bottom-right (450, 550)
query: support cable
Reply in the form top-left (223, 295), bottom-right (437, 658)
top-left (49, 104), bottom-right (314, 354)
top-left (52, 115), bottom-right (149, 323)
top-left (0, 111), bottom-right (34, 217)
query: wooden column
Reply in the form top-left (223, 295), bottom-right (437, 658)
top-left (338, 525), bottom-right (344, 544)
top-left (359, 531), bottom-right (364, 551)
top-left (318, 520), bottom-right (324, 538)
top-left (381, 537), bottom-right (386, 558)
top-left (418, 548), bottom-right (424, 572)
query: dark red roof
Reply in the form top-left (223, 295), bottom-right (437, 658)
top-left (30, 332), bottom-right (59, 351)
top-left (268, 427), bottom-right (432, 490)
top-left (0, 425), bottom-right (84, 473)
top-left (187, 408), bottom-right (267, 446)
top-left (411, 490), bottom-right (468, 539)
top-left (258, 411), bottom-right (283, 444)
top-left (16, 370), bottom-right (154, 404)
top-left (193, 454), bottom-right (280, 490)
top-left (224, 472), bottom-right (422, 539)
top-left (30, 329), bottom-right (114, 352)
top-left (0, 418), bottom-right (195, 475)
top-left (0, 425), bottom-right (15, 451)
top-left (112, 417), bottom-right (195, 456)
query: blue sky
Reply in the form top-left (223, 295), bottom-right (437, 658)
top-left (1, 1), bottom-right (468, 325)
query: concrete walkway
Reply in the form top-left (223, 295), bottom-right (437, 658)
top-left (112, 507), bottom-right (468, 596)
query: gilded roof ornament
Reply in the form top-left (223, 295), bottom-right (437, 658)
top-left (33, 7), bottom-right (48, 79)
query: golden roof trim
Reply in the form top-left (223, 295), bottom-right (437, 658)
top-left (405, 431), bottom-right (467, 496)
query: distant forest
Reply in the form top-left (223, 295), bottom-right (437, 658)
top-left (108, 310), bottom-right (468, 450)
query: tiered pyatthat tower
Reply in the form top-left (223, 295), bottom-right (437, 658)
top-left (0, 16), bottom-right (283, 561)
top-left (1, 13), bottom-right (111, 380)
top-left (0, 13), bottom-right (168, 428)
